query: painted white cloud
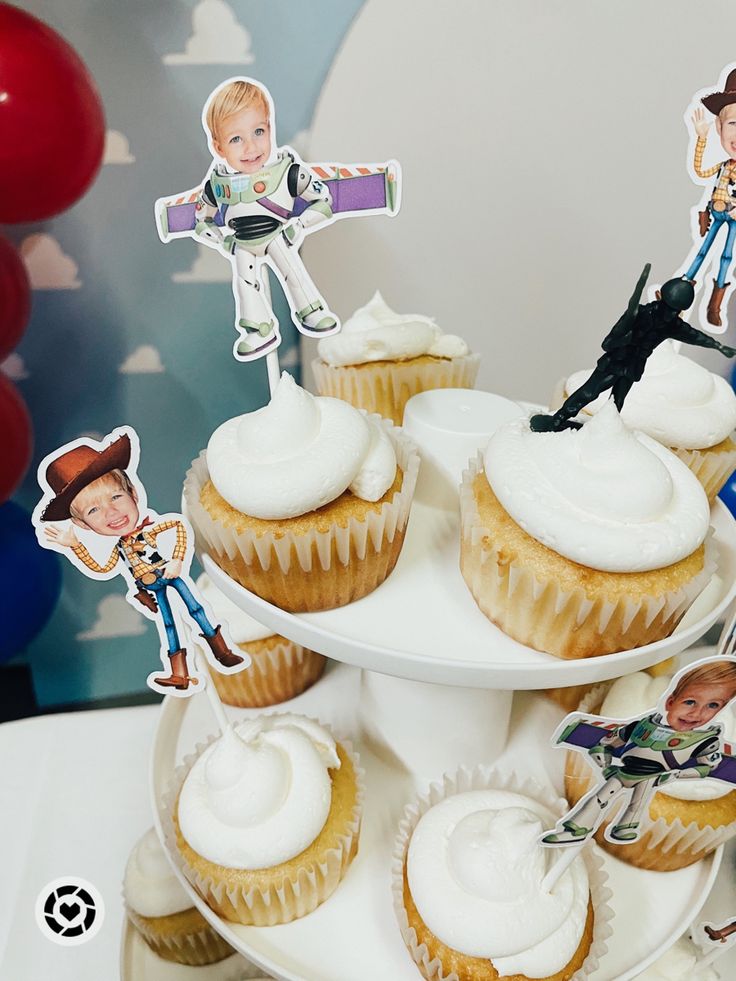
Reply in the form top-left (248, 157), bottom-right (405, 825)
top-left (104, 129), bottom-right (135, 165)
top-left (21, 234), bottom-right (81, 290)
top-left (163, 0), bottom-right (254, 65)
top-left (119, 345), bottom-right (165, 374)
top-left (279, 345), bottom-right (299, 369)
top-left (1, 353), bottom-right (29, 380)
top-left (77, 594), bottom-right (147, 641)
top-left (78, 430), bottom-right (104, 441)
top-left (172, 244), bottom-right (231, 283)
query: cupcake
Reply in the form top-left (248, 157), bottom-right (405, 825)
top-left (635, 936), bottom-right (720, 980)
top-left (460, 402), bottom-right (715, 659)
top-left (197, 574), bottom-right (325, 706)
top-left (557, 341), bottom-right (736, 501)
top-left (124, 827), bottom-right (233, 966)
top-left (563, 669), bottom-right (736, 871)
top-left (184, 372), bottom-right (419, 612)
top-left (541, 657), bottom-right (678, 713)
top-left (165, 714), bottom-right (364, 926)
top-left (312, 291), bottom-right (480, 425)
top-left (392, 768), bottom-right (612, 981)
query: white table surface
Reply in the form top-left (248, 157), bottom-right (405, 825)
top-left (2, 702), bottom-right (736, 981)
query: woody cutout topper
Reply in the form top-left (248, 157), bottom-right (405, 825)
top-left (541, 649), bottom-right (736, 849)
top-left (33, 427), bottom-right (247, 697)
top-left (155, 76), bottom-right (400, 363)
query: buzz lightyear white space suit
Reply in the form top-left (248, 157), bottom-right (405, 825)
top-left (543, 713), bottom-right (722, 845)
top-left (195, 151), bottom-right (337, 358)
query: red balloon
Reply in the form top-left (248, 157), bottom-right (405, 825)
top-left (0, 4), bottom-right (106, 222)
top-left (0, 373), bottom-right (32, 503)
top-left (0, 236), bottom-right (31, 360)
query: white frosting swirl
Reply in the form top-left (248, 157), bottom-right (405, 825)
top-left (178, 715), bottom-right (340, 869)
top-left (407, 789), bottom-right (589, 978)
top-left (197, 574), bottom-right (274, 645)
top-left (317, 291), bottom-right (469, 366)
top-left (601, 671), bottom-right (736, 801)
top-left (207, 372), bottom-right (397, 518)
top-left (484, 402), bottom-right (710, 572)
top-left (635, 937), bottom-right (720, 980)
top-left (124, 828), bottom-right (191, 917)
top-left (566, 341), bottom-right (736, 450)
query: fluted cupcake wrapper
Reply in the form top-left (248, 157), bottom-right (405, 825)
top-left (161, 720), bottom-right (365, 926)
top-left (184, 418), bottom-right (420, 612)
top-left (563, 689), bottom-right (736, 872)
top-left (674, 440), bottom-right (736, 503)
top-left (391, 766), bottom-right (613, 981)
top-left (125, 905), bottom-right (234, 966)
top-left (459, 454), bottom-right (718, 660)
top-left (311, 353), bottom-right (481, 426)
top-left (208, 638), bottom-right (326, 708)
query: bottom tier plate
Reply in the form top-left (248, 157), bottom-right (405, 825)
top-left (150, 663), bottom-right (723, 981)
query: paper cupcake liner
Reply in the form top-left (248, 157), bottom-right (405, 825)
top-left (563, 688), bottom-right (736, 871)
top-left (459, 454), bottom-right (718, 660)
top-left (312, 353), bottom-right (481, 426)
top-left (184, 419), bottom-right (420, 612)
top-left (161, 719), bottom-right (365, 926)
top-left (674, 440), bottom-right (736, 503)
top-left (126, 905), bottom-right (234, 966)
top-left (391, 767), bottom-right (613, 981)
top-left (208, 638), bottom-right (326, 707)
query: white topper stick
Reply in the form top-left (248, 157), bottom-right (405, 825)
top-left (542, 843), bottom-right (586, 893)
top-left (182, 623), bottom-right (230, 736)
top-left (263, 270), bottom-right (281, 396)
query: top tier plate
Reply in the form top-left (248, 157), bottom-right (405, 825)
top-left (201, 389), bottom-right (736, 690)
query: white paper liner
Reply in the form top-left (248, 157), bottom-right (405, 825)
top-left (183, 417), bottom-right (419, 612)
top-left (459, 453), bottom-right (718, 659)
top-left (312, 353), bottom-right (481, 426)
top-left (161, 717), bottom-right (365, 926)
top-left (208, 638), bottom-right (326, 707)
top-left (126, 905), bottom-right (234, 965)
top-left (674, 440), bottom-right (736, 502)
top-left (391, 767), bottom-right (613, 981)
top-left (563, 688), bottom-right (736, 871)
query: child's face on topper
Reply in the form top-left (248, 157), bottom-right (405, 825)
top-left (717, 103), bottom-right (736, 160)
top-left (70, 473), bottom-right (140, 537)
top-left (665, 682), bottom-right (735, 731)
top-left (213, 106), bottom-right (271, 175)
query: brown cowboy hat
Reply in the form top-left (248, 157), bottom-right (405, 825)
top-left (702, 69), bottom-right (736, 116)
top-left (41, 434), bottom-right (132, 521)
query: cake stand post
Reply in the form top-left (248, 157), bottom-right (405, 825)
top-left (359, 669), bottom-right (512, 780)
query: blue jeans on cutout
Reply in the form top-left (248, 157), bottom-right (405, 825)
top-left (686, 207), bottom-right (736, 287)
top-left (140, 572), bottom-right (215, 654)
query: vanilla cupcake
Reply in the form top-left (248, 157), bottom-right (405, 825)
top-left (564, 673), bottom-right (736, 871)
top-left (312, 292), bottom-right (480, 425)
top-left (460, 403), bottom-right (715, 659)
top-left (197, 574), bottom-right (325, 706)
top-left (124, 828), bottom-right (233, 966)
top-left (185, 372), bottom-right (419, 612)
top-left (165, 714), bottom-right (363, 926)
top-left (393, 768), bottom-right (612, 981)
top-left (542, 657), bottom-right (677, 713)
top-left (558, 342), bottom-right (736, 501)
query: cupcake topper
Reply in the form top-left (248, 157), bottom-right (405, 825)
top-left (155, 75), bottom-right (401, 392)
top-left (33, 426), bottom-right (250, 698)
top-left (529, 263), bottom-right (736, 433)
top-left (541, 645), bottom-right (736, 859)
top-left (695, 913), bottom-right (736, 968)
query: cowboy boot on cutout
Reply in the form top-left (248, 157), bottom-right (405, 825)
top-left (707, 278), bottom-right (730, 327)
top-left (153, 649), bottom-right (198, 690)
top-left (201, 625), bottom-right (244, 668)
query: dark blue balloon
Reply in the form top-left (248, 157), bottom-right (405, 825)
top-left (0, 501), bottom-right (62, 662)
top-left (718, 470), bottom-right (736, 519)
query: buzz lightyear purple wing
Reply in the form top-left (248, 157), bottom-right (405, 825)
top-left (158, 161), bottom-right (399, 238)
top-left (558, 717), bottom-right (736, 784)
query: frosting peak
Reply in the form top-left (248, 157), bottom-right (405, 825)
top-left (484, 402), bottom-right (710, 572)
top-left (124, 828), bottom-right (191, 917)
top-left (317, 291), bottom-right (468, 366)
top-left (207, 373), bottom-right (397, 518)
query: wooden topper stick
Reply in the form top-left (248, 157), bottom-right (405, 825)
top-left (263, 270), bottom-right (281, 396)
top-left (182, 622), bottom-right (230, 736)
top-left (542, 843), bottom-right (586, 893)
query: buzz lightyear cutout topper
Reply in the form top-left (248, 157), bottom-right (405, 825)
top-left (679, 63), bottom-right (736, 334)
top-left (32, 427), bottom-right (247, 697)
top-left (542, 655), bottom-right (736, 848)
top-left (155, 76), bottom-right (401, 363)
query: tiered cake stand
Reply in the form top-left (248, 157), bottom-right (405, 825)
top-left (147, 389), bottom-right (736, 981)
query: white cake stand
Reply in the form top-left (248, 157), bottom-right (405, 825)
top-left (149, 663), bottom-right (724, 981)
